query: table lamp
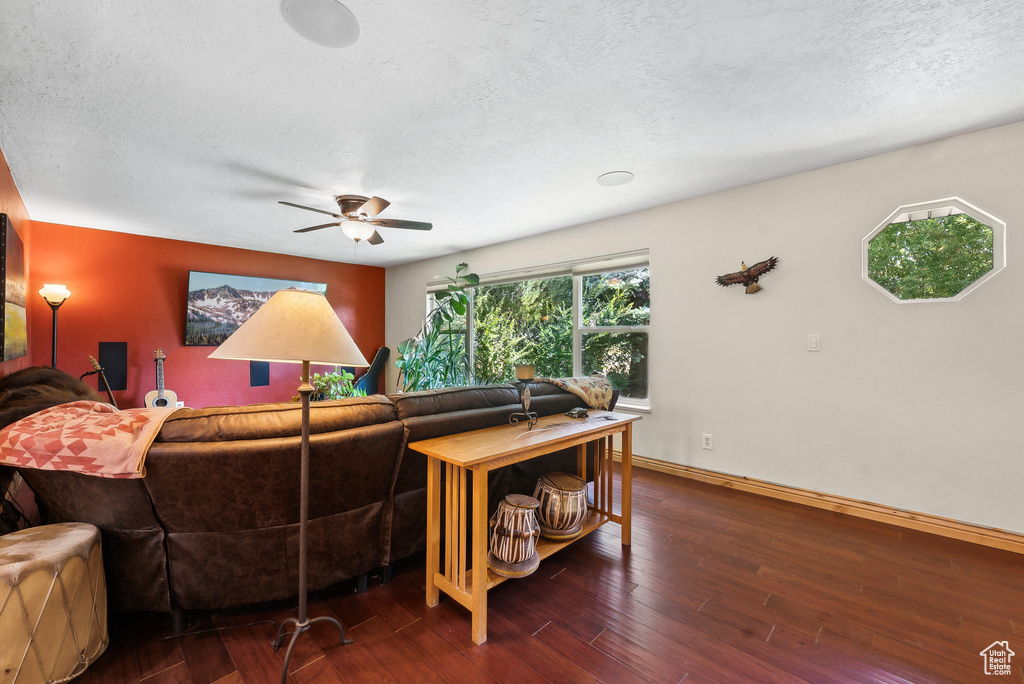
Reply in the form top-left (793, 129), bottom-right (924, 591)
top-left (209, 289), bottom-right (368, 682)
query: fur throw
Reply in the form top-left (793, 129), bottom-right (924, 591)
top-left (0, 367), bottom-right (103, 430)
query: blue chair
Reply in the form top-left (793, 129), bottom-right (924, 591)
top-left (354, 347), bottom-right (389, 395)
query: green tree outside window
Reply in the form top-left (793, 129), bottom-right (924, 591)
top-left (472, 267), bottom-right (649, 400)
top-left (867, 213), bottom-right (994, 300)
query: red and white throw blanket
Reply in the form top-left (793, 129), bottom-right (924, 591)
top-left (0, 401), bottom-right (178, 479)
top-left (538, 376), bottom-right (614, 410)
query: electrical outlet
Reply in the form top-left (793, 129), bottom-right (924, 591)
top-left (175, 401), bottom-right (184, 408)
top-left (702, 433), bottom-right (713, 450)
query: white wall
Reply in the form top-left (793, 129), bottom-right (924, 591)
top-left (386, 121), bottom-right (1024, 534)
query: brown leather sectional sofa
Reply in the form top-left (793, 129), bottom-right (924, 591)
top-left (14, 383), bottom-right (614, 614)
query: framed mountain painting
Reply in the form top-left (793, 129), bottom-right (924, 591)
top-left (185, 271), bottom-right (327, 346)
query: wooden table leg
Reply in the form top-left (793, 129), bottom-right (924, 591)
top-left (471, 467), bottom-right (489, 644)
top-left (621, 424), bottom-right (632, 547)
top-left (604, 436), bottom-right (612, 518)
top-left (426, 456), bottom-right (441, 606)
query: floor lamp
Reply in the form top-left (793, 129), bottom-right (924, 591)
top-left (38, 284), bottom-right (71, 368)
top-left (209, 289), bottom-right (368, 683)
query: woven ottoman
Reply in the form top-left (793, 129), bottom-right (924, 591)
top-left (0, 522), bottom-right (108, 683)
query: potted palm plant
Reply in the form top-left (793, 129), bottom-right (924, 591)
top-left (394, 263), bottom-right (479, 392)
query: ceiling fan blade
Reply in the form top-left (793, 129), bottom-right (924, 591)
top-left (370, 218), bottom-right (433, 231)
top-left (293, 222), bottom-right (341, 233)
top-left (367, 230), bottom-right (384, 245)
top-left (279, 201), bottom-right (343, 219)
top-left (357, 196), bottom-right (390, 218)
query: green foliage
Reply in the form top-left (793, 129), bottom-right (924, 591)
top-left (395, 263), bottom-right (480, 392)
top-left (306, 367), bottom-right (366, 401)
top-left (472, 276), bottom-right (573, 383)
top-left (473, 268), bottom-right (650, 400)
top-left (580, 269), bottom-right (649, 399)
top-left (868, 214), bottom-right (994, 300)
top-left (397, 263), bottom-right (651, 397)
top-left (582, 332), bottom-right (648, 399)
top-left (582, 269), bottom-right (650, 326)
top-left (472, 308), bottom-right (532, 384)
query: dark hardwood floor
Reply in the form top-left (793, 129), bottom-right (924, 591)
top-left (81, 467), bottom-right (1024, 683)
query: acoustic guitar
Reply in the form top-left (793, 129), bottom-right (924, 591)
top-left (144, 349), bottom-right (178, 408)
top-left (86, 355), bottom-right (119, 409)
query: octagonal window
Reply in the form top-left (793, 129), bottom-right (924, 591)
top-left (862, 198), bottom-right (1005, 303)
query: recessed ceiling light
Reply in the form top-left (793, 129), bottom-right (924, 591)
top-left (281, 0), bottom-right (360, 48)
top-left (596, 171), bottom-right (634, 186)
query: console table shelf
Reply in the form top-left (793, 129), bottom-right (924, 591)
top-left (410, 410), bottom-right (639, 644)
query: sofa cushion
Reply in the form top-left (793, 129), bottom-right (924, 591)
top-left (155, 395), bottom-right (397, 442)
top-left (389, 385), bottom-right (520, 420)
top-left (146, 421), bottom-right (406, 533)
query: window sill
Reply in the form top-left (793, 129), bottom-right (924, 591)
top-left (613, 400), bottom-right (650, 414)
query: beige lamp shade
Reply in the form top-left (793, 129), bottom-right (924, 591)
top-left (208, 289), bottom-right (368, 367)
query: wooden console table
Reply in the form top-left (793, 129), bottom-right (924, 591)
top-left (409, 410), bottom-right (640, 644)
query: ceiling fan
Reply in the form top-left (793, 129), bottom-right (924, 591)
top-left (280, 194), bottom-right (432, 245)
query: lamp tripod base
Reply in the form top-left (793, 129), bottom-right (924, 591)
top-left (274, 614), bottom-right (352, 683)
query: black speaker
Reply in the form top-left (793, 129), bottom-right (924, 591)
top-left (250, 360), bottom-right (270, 387)
top-left (97, 342), bottom-right (128, 391)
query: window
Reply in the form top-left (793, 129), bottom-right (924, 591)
top-left (579, 269), bottom-right (649, 401)
top-left (469, 254), bottom-right (650, 405)
top-left (863, 198), bottom-right (1005, 303)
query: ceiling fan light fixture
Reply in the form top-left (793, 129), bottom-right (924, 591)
top-left (341, 220), bottom-right (376, 242)
top-left (281, 0), bottom-right (360, 48)
top-left (283, 193), bottom-right (430, 243)
top-left (597, 171), bottom-right (634, 186)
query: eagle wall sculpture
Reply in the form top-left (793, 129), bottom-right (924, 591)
top-left (715, 256), bottom-right (778, 294)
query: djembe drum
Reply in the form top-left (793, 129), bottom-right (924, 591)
top-left (534, 472), bottom-right (589, 541)
top-left (0, 522), bottom-right (108, 683)
top-left (488, 494), bottom-right (541, 578)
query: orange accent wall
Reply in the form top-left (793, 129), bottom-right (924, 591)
top-left (29, 221), bottom-right (385, 409)
top-left (0, 146), bottom-right (33, 376)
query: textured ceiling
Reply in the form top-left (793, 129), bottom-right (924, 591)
top-left (2, 0), bottom-right (1024, 267)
